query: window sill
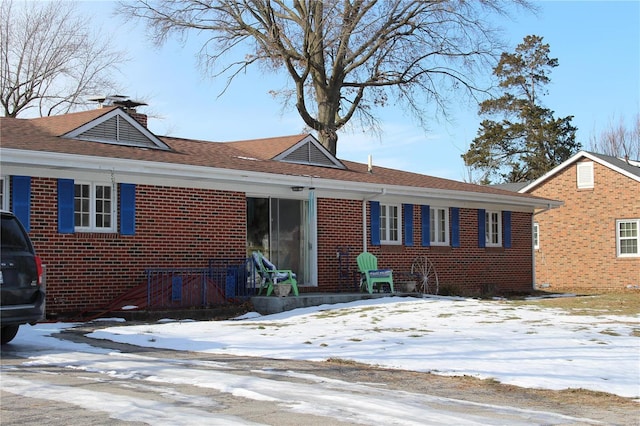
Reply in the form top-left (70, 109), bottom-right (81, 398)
top-left (72, 232), bottom-right (119, 239)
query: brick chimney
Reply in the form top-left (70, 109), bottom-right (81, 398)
top-left (89, 95), bottom-right (148, 128)
top-left (126, 111), bottom-right (148, 128)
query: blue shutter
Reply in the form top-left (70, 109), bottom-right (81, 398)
top-left (421, 205), bottom-right (430, 247)
top-left (57, 179), bottom-right (75, 233)
top-left (370, 201), bottom-right (380, 246)
top-left (120, 183), bottom-right (136, 235)
top-left (451, 207), bottom-right (460, 248)
top-left (12, 176), bottom-right (31, 231)
top-left (478, 209), bottom-right (486, 248)
top-left (403, 204), bottom-right (413, 246)
top-left (503, 211), bottom-right (512, 248)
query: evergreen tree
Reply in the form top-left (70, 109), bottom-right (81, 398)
top-left (463, 35), bottom-right (580, 183)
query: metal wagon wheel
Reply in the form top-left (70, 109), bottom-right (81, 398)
top-left (411, 256), bottom-right (439, 296)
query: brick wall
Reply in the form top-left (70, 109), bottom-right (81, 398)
top-left (26, 177), bottom-right (537, 315)
top-left (316, 199), bottom-right (535, 295)
top-left (529, 160), bottom-right (640, 290)
top-left (28, 178), bottom-right (246, 316)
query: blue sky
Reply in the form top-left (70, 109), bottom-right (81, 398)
top-left (85, 1), bottom-right (639, 180)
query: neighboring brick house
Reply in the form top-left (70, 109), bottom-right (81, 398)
top-left (519, 151), bottom-right (640, 291)
top-left (1, 105), bottom-right (559, 317)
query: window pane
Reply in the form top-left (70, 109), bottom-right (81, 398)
top-left (485, 211), bottom-right (500, 245)
top-left (430, 209), bottom-right (435, 243)
top-left (619, 222), bottom-right (637, 238)
top-left (74, 184), bottom-right (90, 227)
top-left (95, 185), bottom-right (112, 229)
top-left (621, 239), bottom-right (638, 254)
top-left (618, 221), bottom-right (639, 255)
top-left (485, 212), bottom-right (490, 243)
top-left (380, 205), bottom-right (388, 239)
top-left (389, 206), bottom-right (398, 241)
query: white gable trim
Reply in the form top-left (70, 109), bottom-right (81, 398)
top-left (519, 151), bottom-right (640, 193)
top-left (274, 134), bottom-right (345, 169)
top-left (62, 108), bottom-right (170, 150)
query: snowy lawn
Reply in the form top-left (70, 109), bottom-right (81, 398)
top-left (83, 296), bottom-right (640, 398)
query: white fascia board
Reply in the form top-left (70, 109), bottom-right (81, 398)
top-left (518, 153), bottom-right (583, 193)
top-left (63, 108), bottom-right (171, 150)
top-left (1, 148), bottom-right (559, 210)
top-left (293, 177), bottom-right (560, 211)
top-left (0, 148), bottom-right (310, 189)
top-left (520, 150), bottom-right (640, 193)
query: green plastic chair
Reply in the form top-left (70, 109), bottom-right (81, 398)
top-left (356, 252), bottom-right (394, 294)
top-left (252, 251), bottom-right (299, 296)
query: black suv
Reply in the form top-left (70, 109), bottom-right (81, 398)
top-left (1, 210), bottom-right (45, 344)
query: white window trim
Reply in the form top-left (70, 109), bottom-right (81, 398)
top-left (533, 222), bottom-right (540, 250)
top-left (577, 161), bottom-right (594, 189)
top-left (0, 176), bottom-right (8, 211)
top-left (74, 181), bottom-right (117, 232)
top-left (616, 219), bottom-right (640, 258)
top-left (430, 207), bottom-right (450, 246)
top-left (380, 203), bottom-right (402, 245)
top-left (485, 210), bottom-right (502, 247)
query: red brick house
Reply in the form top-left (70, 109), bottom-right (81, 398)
top-left (1, 105), bottom-right (558, 317)
top-left (519, 151), bottom-right (640, 291)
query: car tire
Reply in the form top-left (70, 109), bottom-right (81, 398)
top-left (1, 325), bottom-right (20, 344)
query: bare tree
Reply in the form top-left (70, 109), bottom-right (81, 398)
top-left (0, 0), bottom-right (127, 117)
top-left (121, 0), bottom-right (531, 155)
top-left (589, 114), bottom-right (640, 162)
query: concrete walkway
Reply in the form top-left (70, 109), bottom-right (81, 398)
top-left (251, 292), bottom-right (410, 315)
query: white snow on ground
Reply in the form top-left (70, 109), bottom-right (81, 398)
top-left (91, 296), bottom-right (637, 398)
top-left (2, 296), bottom-right (639, 425)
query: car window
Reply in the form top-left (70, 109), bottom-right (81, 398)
top-left (1, 215), bottom-right (31, 251)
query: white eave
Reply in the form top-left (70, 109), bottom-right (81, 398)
top-left (520, 150), bottom-right (640, 193)
top-left (1, 148), bottom-right (559, 211)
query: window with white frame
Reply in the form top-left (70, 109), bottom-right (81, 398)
top-left (380, 203), bottom-right (401, 244)
top-left (577, 161), bottom-right (594, 189)
top-left (533, 222), bottom-right (540, 250)
top-left (430, 207), bottom-right (449, 245)
top-left (485, 210), bottom-right (502, 247)
top-left (74, 182), bottom-right (115, 231)
top-left (0, 177), bottom-right (7, 211)
top-left (617, 219), bottom-right (639, 257)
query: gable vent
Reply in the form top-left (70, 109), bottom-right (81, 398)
top-left (281, 140), bottom-right (344, 168)
top-left (79, 115), bottom-right (158, 148)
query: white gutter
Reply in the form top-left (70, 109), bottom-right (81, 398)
top-left (0, 148), bottom-right (560, 210)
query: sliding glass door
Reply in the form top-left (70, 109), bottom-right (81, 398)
top-left (247, 197), bottom-right (313, 285)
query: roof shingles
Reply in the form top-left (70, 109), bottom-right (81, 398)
top-left (0, 110), bottom-right (545, 200)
